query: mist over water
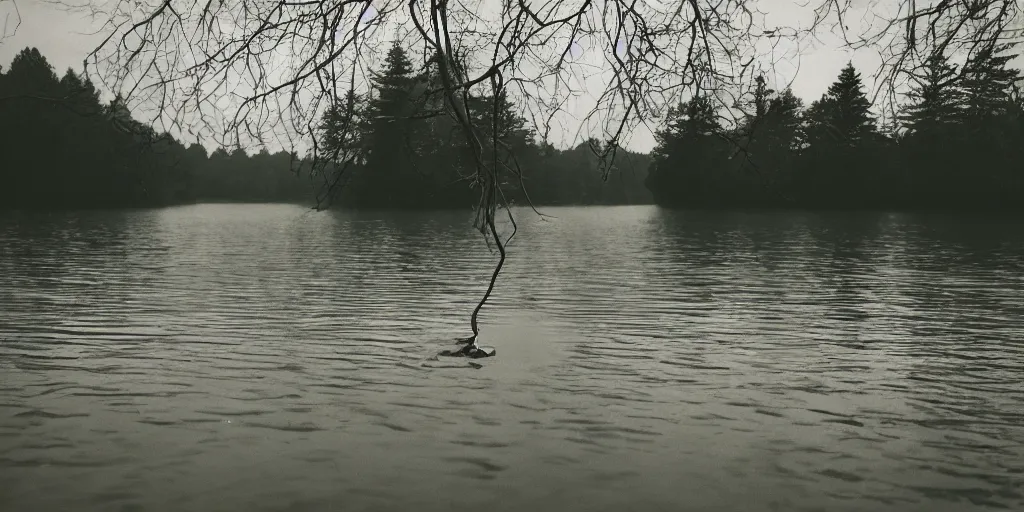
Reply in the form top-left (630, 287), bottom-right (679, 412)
top-left (1, 204), bottom-right (1022, 512)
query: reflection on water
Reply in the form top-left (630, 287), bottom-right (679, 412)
top-left (1, 204), bottom-right (1022, 512)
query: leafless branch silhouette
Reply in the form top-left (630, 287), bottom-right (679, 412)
top-left (807, 0), bottom-right (1022, 120)
top-left (46, 0), bottom-right (1020, 352)
top-left (0, 0), bottom-right (22, 44)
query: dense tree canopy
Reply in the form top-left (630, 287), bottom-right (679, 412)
top-left (311, 43), bottom-right (653, 210)
top-left (0, 47), bottom-right (652, 212)
top-left (4, 44), bottom-right (1022, 213)
top-left (646, 47), bottom-right (1024, 212)
top-left (0, 48), bottom-right (314, 209)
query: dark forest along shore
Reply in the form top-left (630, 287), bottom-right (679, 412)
top-left (1, 204), bottom-right (1022, 512)
top-left (4, 46), bottom-right (1023, 213)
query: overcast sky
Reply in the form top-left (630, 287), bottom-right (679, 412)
top-left (0, 0), bottom-right (899, 152)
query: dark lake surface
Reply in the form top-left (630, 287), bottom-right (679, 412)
top-left (1, 204), bottom-right (1023, 512)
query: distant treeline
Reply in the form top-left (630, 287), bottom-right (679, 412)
top-left (0, 48), bottom-right (310, 208)
top-left (647, 45), bottom-right (1024, 211)
top-left (311, 42), bottom-right (653, 209)
top-left (0, 47), bottom-right (651, 211)
top-left (2, 43), bottom-right (1022, 212)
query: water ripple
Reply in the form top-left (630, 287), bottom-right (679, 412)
top-left (0, 204), bottom-right (1022, 512)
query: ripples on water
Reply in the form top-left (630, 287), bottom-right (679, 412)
top-left (1, 204), bottom-right (1023, 512)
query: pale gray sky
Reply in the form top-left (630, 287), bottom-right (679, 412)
top-left (0, 0), bottom-right (937, 153)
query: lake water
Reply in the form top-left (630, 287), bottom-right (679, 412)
top-left (1, 204), bottom-right (1022, 512)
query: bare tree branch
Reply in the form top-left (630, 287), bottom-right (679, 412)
top-left (0, 0), bottom-right (21, 44)
top-left (47, 0), bottom-right (1020, 355)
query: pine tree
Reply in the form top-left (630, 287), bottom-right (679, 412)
top-left (372, 41), bottom-right (417, 110)
top-left (468, 88), bottom-right (535, 160)
top-left (806, 62), bottom-right (876, 147)
top-left (58, 68), bottom-right (82, 95)
top-left (359, 41), bottom-right (430, 207)
top-left (5, 48), bottom-right (60, 95)
top-left (894, 53), bottom-right (967, 208)
top-left (960, 43), bottom-right (1020, 123)
top-left (899, 53), bottom-right (962, 136)
top-left (317, 89), bottom-right (366, 164)
top-left (646, 94), bottom-right (730, 206)
top-left (737, 74), bottom-right (774, 145)
top-left (765, 89), bottom-right (804, 149)
top-left (732, 75), bottom-right (802, 205)
top-left (753, 74), bottom-right (771, 121)
top-left (798, 63), bottom-right (882, 207)
top-left (760, 88), bottom-right (804, 189)
top-left (954, 42), bottom-right (1023, 208)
